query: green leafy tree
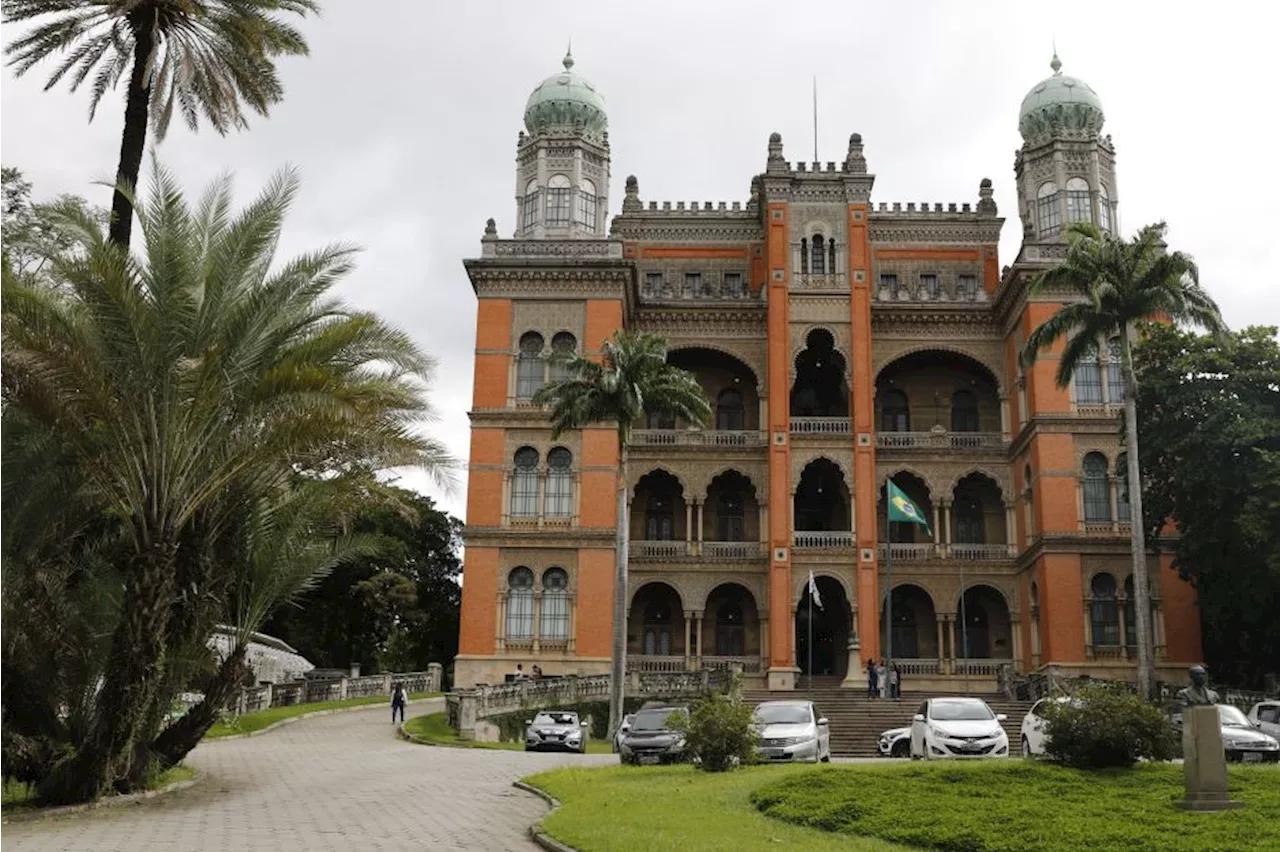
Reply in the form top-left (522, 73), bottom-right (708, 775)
top-left (2, 0), bottom-right (318, 247)
top-left (533, 331), bottom-right (711, 737)
top-left (1, 162), bottom-right (452, 803)
top-left (1021, 221), bottom-right (1225, 699)
top-left (1134, 324), bottom-right (1280, 689)
top-left (670, 684), bottom-right (758, 772)
top-left (2, 166), bottom-right (107, 287)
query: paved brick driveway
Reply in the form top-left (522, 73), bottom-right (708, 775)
top-left (4, 699), bottom-right (613, 851)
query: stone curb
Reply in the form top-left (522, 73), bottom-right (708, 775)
top-left (210, 695), bottom-right (442, 741)
top-left (1, 773), bottom-right (201, 824)
top-left (512, 780), bottom-right (578, 852)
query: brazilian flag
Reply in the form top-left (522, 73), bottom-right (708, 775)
top-left (887, 479), bottom-right (932, 536)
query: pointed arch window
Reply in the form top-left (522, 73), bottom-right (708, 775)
top-left (716, 388), bottom-right (745, 431)
top-left (522, 180), bottom-right (540, 230)
top-left (1066, 177), bottom-right (1092, 224)
top-left (1098, 184), bottom-right (1113, 233)
top-left (1106, 338), bottom-right (1125, 403)
top-left (540, 568), bottom-right (570, 640)
top-left (828, 238), bottom-right (837, 274)
top-left (576, 178), bottom-right (598, 229)
top-left (506, 567), bottom-right (535, 639)
top-left (1090, 572), bottom-right (1120, 647)
top-left (800, 238), bottom-right (809, 274)
top-left (549, 331), bottom-right (577, 383)
top-left (544, 447), bottom-right (574, 517)
top-left (511, 447), bottom-right (540, 517)
top-left (881, 389), bottom-right (910, 432)
top-left (1037, 181), bottom-right (1062, 237)
top-left (546, 174), bottom-right (572, 226)
top-left (516, 331), bottom-right (545, 398)
top-left (811, 234), bottom-right (826, 274)
top-left (951, 390), bottom-right (979, 432)
top-left (1082, 452), bottom-right (1112, 522)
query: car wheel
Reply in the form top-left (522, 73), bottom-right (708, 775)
top-left (1021, 736), bottom-right (1033, 758)
top-left (891, 740), bottom-right (910, 759)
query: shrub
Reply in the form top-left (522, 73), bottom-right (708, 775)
top-left (1040, 684), bottom-right (1179, 769)
top-left (670, 688), bottom-right (757, 772)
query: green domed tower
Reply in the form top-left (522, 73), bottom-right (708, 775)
top-left (1014, 54), bottom-right (1118, 244)
top-left (513, 49), bottom-right (610, 239)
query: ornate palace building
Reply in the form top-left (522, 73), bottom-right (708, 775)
top-left (454, 51), bottom-right (1203, 691)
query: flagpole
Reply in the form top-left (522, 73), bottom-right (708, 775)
top-left (960, 558), bottom-right (970, 696)
top-left (807, 577), bottom-right (813, 697)
top-left (885, 520), bottom-right (893, 700)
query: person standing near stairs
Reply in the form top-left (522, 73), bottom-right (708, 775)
top-left (866, 658), bottom-right (879, 699)
top-left (889, 664), bottom-right (900, 699)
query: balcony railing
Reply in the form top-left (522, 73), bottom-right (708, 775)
top-left (701, 541), bottom-right (766, 559)
top-left (629, 540), bottom-right (688, 559)
top-left (877, 431), bottom-right (1005, 450)
top-left (793, 531), bottom-right (855, 549)
top-left (879, 543), bottom-right (936, 561)
top-left (703, 656), bottom-right (763, 674)
top-left (950, 543), bottom-right (1016, 560)
top-left (790, 417), bottom-right (851, 435)
top-left (953, 659), bottom-right (1012, 677)
top-left (631, 429), bottom-right (765, 448)
top-left (628, 655), bottom-right (688, 673)
top-left (892, 658), bottom-right (943, 676)
top-left (791, 272), bottom-right (848, 291)
top-left (1088, 645), bottom-right (1130, 661)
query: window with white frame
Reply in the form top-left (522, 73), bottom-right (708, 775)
top-left (549, 331), bottom-right (577, 384)
top-left (511, 447), bottom-right (540, 517)
top-left (544, 447), bottom-right (574, 517)
top-left (576, 178), bottom-right (597, 229)
top-left (1073, 345), bottom-right (1103, 404)
top-left (1082, 453), bottom-right (1112, 522)
top-left (506, 567), bottom-right (535, 639)
top-left (644, 271), bottom-right (664, 295)
top-left (540, 568), bottom-right (570, 640)
top-left (1098, 184), bottom-right (1112, 233)
top-left (685, 271), bottom-right (707, 296)
top-left (880, 273), bottom-right (900, 299)
top-left (522, 180), bottom-right (540, 230)
top-left (546, 174), bottom-right (572, 226)
top-left (1106, 338), bottom-right (1125, 403)
top-left (919, 273), bottom-right (939, 300)
top-left (1037, 181), bottom-right (1062, 237)
top-left (516, 331), bottom-right (546, 399)
top-left (723, 272), bottom-right (743, 297)
top-left (956, 274), bottom-right (977, 301)
top-left (1065, 177), bottom-right (1092, 224)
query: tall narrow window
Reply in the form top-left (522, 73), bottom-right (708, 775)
top-left (685, 272), bottom-right (706, 297)
top-left (511, 447), bottom-right (540, 518)
top-left (1115, 454), bottom-right (1131, 523)
top-left (546, 174), bottom-right (572, 226)
top-left (717, 492), bottom-right (744, 542)
top-left (920, 274), bottom-right (939, 300)
top-left (828, 239), bottom-right (836, 274)
top-left (1066, 177), bottom-right (1092, 224)
top-left (1082, 452), bottom-right (1112, 522)
top-left (576, 178), bottom-right (597, 229)
top-left (506, 567), bottom-right (534, 639)
top-left (643, 602), bottom-right (672, 655)
top-left (715, 602), bottom-right (745, 656)
top-left (549, 332), bottom-right (577, 384)
top-left (881, 389), bottom-right (910, 432)
top-left (644, 271), bottom-right (665, 295)
top-left (1123, 576), bottom-right (1136, 649)
top-left (723, 272), bottom-right (744, 297)
top-left (522, 180), bottom-right (540, 230)
top-left (880, 273), bottom-right (900, 299)
top-left (645, 495), bottom-right (675, 540)
top-left (1073, 345), bottom-right (1103, 404)
top-left (956, 499), bottom-right (986, 544)
top-left (1098, 184), bottom-right (1113, 233)
top-left (1090, 572), bottom-right (1120, 646)
top-left (540, 568), bottom-right (570, 640)
top-left (544, 447), bottom-right (574, 517)
top-left (716, 388), bottom-right (745, 431)
top-left (951, 390), bottom-right (979, 432)
top-left (1037, 182), bottom-right (1062, 237)
top-left (811, 234), bottom-right (826, 274)
top-left (800, 238), bottom-right (809, 274)
top-left (1106, 338), bottom-right (1125, 403)
top-left (516, 331), bottom-right (545, 398)
top-left (957, 274), bottom-right (977, 301)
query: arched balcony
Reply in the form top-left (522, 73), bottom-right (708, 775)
top-left (796, 575), bottom-right (852, 678)
top-left (703, 584), bottom-right (763, 673)
top-left (631, 348), bottom-right (763, 448)
top-left (629, 470), bottom-right (688, 559)
top-left (875, 350), bottom-right (1006, 451)
top-left (880, 584), bottom-right (939, 666)
top-left (627, 582), bottom-right (686, 671)
top-left (954, 585), bottom-right (1014, 674)
top-left (947, 472), bottom-right (1014, 560)
top-left (793, 459), bottom-right (853, 549)
top-left (702, 470), bottom-right (764, 559)
top-left (790, 329), bottom-right (850, 435)
top-left (877, 472), bottom-right (934, 560)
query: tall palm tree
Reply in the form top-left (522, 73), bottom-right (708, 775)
top-left (3, 0), bottom-right (319, 247)
top-left (534, 331), bottom-right (710, 737)
top-left (2, 161), bottom-right (453, 803)
top-left (1021, 221), bottom-right (1225, 699)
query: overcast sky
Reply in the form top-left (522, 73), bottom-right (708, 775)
top-left (3, 0), bottom-right (1277, 520)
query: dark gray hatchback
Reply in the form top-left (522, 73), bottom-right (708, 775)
top-left (618, 706), bottom-right (689, 765)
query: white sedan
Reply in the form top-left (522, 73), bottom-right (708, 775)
top-left (910, 697), bottom-right (1009, 760)
top-left (755, 700), bottom-right (831, 763)
top-left (1020, 696), bottom-right (1077, 757)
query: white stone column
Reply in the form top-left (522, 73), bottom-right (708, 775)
top-left (1083, 600), bottom-right (1094, 658)
top-left (684, 611), bottom-right (693, 668)
top-left (694, 611), bottom-right (704, 664)
top-left (932, 503), bottom-right (942, 544)
top-left (685, 501), bottom-right (694, 550)
top-left (946, 617), bottom-right (957, 674)
top-left (758, 611), bottom-right (770, 673)
top-left (936, 616), bottom-right (946, 674)
top-left (531, 590), bottom-right (542, 653)
top-left (536, 469), bottom-right (547, 528)
top-left (1011, 618), bottom-right (1023, 669)
top-left (999, 395), bottom-right (1011, 440)
top-left (1118, 595), bottom-right (1129, 659)
top-left (1005, 503), bottom-right (1017, 556)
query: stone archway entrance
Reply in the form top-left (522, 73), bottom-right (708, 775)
top-left (795, 575), bottom-right (851, 678)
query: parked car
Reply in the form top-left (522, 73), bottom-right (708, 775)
top-left (1247, 701), bottom-right (1280, 740)
top-left (524, 710), bottom-right (588, 753)
top-left (1217, 704), bottom-right (1280, 763)
top-left (1019, 696), bottom-right (1079, 757)
top-left (754, 700), bottom-right (831, 763)
top-left (877, 726), bottom-right (910, 758)
top-left (909, 697), bottom-right (1010, 760)
top-left (612, 713), bottom-right (636, 753)
top-left (618, 706), bottom-right (689, 765)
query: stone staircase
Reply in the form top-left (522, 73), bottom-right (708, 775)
top-left (741, 677), bottom-right (1035, 758)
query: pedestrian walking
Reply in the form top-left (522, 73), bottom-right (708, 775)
top-left (391, 682), bottom-right (407, 725)
top-left (866, 658), bottom-right (879, 698)
top-left (890, 664), bottom-right (900, 699)
top-left (878, 659), bottom-right (888, 698)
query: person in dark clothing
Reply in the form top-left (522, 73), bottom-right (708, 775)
top-left (866, 658), bottom-right (879, 699)
top-left (391, 683), bottom-right (407, 724)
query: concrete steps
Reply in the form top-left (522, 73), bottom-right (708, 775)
top-left (742, 683), bottom-right (1034, 758)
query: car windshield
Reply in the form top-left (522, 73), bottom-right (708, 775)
top-left (632, 709), bottom-right (682, 731)
top-left (931, 700), bottom-right (994, 721)
top-left (756, 704), bottom-right (811, 725)
top-left (534, 712), bottom-right (577, 725)
top-left (1218, 705), bottom-right (1251, 728)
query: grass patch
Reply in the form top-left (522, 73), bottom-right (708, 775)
top-left (751, 760), bottom-right (1280, 851)
top-left (523, 764), bottom-right (904, 851)
top-left (203, 691), bottom-right (441, 738)
top-left (404, 712), bottom-right (612, 754)
top-left (2, 765), bottom-right (196, 813)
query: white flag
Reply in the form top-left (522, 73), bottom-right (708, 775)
top-left (808, 570), bottom-right (824, 610)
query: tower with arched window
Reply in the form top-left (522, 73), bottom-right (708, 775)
top-left (514, 49), bottom-right (610, 239)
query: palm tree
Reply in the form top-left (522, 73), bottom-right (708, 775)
top-left (1021, 221), bottom-right (1225, 699)
top-left (3, 0), bottom-right (318, 247)
top-left (2, 161), bottom-right (453, 803)
top-left (533, 331), bottom-right (710, 737)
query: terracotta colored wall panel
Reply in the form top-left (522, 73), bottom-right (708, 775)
top-left (458, 547), bottom-right (499, 655)
top-left (640, 246), bottom-right (748, 259)
top-left (472, 354), bottom-right (510, 409)
top-left (1160, 553), bottom-right (1203, 663)
top-left (475, 299), bottom-right (512, 350)
top-left (576, 548), bottom-right (616, 657)
top-left (466, 428), bottom-right (505, 527)
top-left (585, 299), bottom-right (624, 353)
top-left (1037, 552), bottom-right (1085, 663)
top-left (1022, 304), bottom-right (1071, 414)
top-left (849, 204), bottom-right (880, 659)
top-left (1031, 433), bottom-right (1079, 533)
top-left (873, 248), bottom-right (980, 262)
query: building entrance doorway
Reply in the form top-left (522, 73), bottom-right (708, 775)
top-left (795, 575), bottom-right (851, 679)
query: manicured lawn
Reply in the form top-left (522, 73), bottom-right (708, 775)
top-left (2, 765), bottom-right (196, 813)
top-left (522, 764), bottom-right (904, 851)
top-left (751, 761), bottom-right (1280, 851)
top-left (203, 692), bottom-right (440, 738)
top-left (404, 712), bottom-right (613, 754)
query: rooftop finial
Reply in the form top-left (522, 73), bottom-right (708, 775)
top-left (1050, 45), bottom-right (1061, 75)
top-left (563, 39), bottom-right (574, 71)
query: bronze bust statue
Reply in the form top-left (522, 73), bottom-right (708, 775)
top-left (1178, 665), bottom-right (1221, 707)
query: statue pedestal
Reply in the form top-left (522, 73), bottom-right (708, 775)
top-left (841, 642), bottom-right (866, 689)
top-left (1176, 706), bottom-right (1243, 812)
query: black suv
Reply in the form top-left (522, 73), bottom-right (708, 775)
top-left (618, 705), bottom-right (689, 765)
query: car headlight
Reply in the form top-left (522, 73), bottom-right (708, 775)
top-left (930, 726), bottom-right (951, 739)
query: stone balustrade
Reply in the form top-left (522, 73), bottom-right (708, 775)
top-left (794, 530), bottom-right (856, 549)
top-left (630, 429), bottom-right (765, 448)
top-left (877, 431), bottom-right (1005, 450)
top-left (630, 540), bottom-right (688, 559)
top-left (789, 417), bottom-right (852, 435)
top-left (950, 543), bottom-right (1017, 560)
top-left (701, 541), bottom-right (766, 559)
top-left (879, 542), bottom-right (937, 561)
top-left (953, 658), bottom-right (1012, 677)
top-left (221, 665), bottom-right (443, 716)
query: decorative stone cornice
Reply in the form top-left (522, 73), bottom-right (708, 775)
top-left (634, 308), bottom-right (768, 337)
top-left (868, 218), bottom-right (1004, 244)
top-left (609, 216), bottom-right (764, 243)
top-left (463, 262), bottom-right (631, 298)
top-left (481, 239), bottom-right (623, 259)
top-left (463, 527), bottom-right (617, 549)
top-left (870, 308), bottom-right (1000, 336)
